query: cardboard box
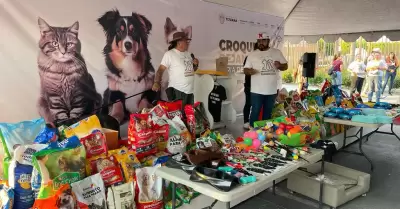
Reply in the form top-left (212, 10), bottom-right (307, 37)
top-left (102, 128), bottom-right (119, 150)
top-left (216, 57), bottom-right (228, 73)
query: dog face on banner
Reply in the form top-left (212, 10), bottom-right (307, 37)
top-left (164, 17), bottom-right (192, 44)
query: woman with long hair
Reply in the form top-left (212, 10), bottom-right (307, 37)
top-left (331, 54), bottom-right (343, 88)
top-left (293, 56), bottom-right (304, 94)
top-left (382, 52), bottom-right (399, 95)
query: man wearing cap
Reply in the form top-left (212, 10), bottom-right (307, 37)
top-left (366, 48), bottom-right (387, 102)
top-left (243, 32), bottom-right (288, 127)
top-left (152, 31), bottom-right (199, 108)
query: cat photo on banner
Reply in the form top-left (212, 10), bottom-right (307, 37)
top-left (37, 17), bottom-right (102, 126)
top-left (98, 9), bottom-right (156, 123)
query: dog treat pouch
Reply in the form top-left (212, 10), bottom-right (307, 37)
top-left (0, 185), bottom-right (14, 209)
top-left (128, 114), bottom-right (156, 159)
top-left (107, 182), bottom-right (135, 209)
top-left (32, 145), bottom-right (86, 199)
top-left (80, 132), bottom-right (108, 158)
top-left (89, 155), bottom-right (124, 187)
top-left (135, 165), bottom-right (163, 209)
top-left (63, 115), bottom-right (103, 139)
top-left (32, 184), bottom-right (77, 209)
top-left (71, 173), bottom-right (107, 209)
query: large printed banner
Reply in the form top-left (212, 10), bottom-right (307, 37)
top-left (0, 0), bottom-right (284, 123)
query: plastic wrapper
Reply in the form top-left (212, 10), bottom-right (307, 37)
top-left (135, 165), bottom-right (163, 209)
top-left (184, 102), bottom-right (210, 139)
top-left (80, 132), bottom-right (108, 159)
top-left (63, 115), bottom-right (103, 138)
top-left (107, 182), bottom-right (135, 209)
top-left (157, 100), bottom-right (183, 119)
top-left (0, 185), bottom-right (14, 209)
top-left (71, 173), bottom-right (107, 209)
top-left (128, 114), bottom-right (157, 159)
top-left (32, 184), bottom-right (77, 209)
top-left (89, 155), bottom-right (124, 187)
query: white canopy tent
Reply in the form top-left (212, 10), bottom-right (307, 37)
top-left (205, 0), bottom-right (400, 42)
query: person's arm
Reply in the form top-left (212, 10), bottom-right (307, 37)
top-left (152, 52), bottom-right (170, 91)
top-left (379, 60), bottom-right (388, 71)
top-left (243, 55), bottom-right (258, 75)
top-left (274, 49), bottom-right (288, 71)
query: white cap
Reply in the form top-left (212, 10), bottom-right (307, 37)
top-left (372, 48), bottom-right (381, 53)
top-left (257, 32), bottom-right (270, 40)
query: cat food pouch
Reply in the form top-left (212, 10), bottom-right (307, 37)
top-left (128, 114), bottom-right (156, 159)
top-left (89, 155), bottom-right (124, 187)
top-left (0, 184), bottom-right (14, 209)
top-left (114, 151), bottom-right (141, 183)
top-left (107, 182), bottom-right (135, 209)
top-left (32, 145), bottom-right (86, 199)
top-left (32, 184), bottom-right (77, 209)
top-left (80, 132), bottom-right (108, 159)
top-left (64, 115), bottom-right (103, 139)
top-left (157, 101), bottom-right (183, 119)
top-left (34, 125), bottom-right (58, 144)
top-left (135, 165), bottom-right (163, 209)
top-left (71, 173), bottom-right (106, 209)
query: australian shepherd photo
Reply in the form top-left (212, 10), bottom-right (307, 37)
top-left (164, 17), bottom-right (192, 44)
top-left (98, 9), bottom-right (155, 123)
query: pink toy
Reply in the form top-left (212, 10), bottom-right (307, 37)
top-left (244, 131), bottom-right (258, 139)
top-left (251, 139), bottom-right (261, 149)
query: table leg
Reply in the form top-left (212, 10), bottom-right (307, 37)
top-left (359, 127), bottom-right (374, 171)
top-left (171, 182), bottom-right (176, 209)
top-left (391, 123), bottom-right (400, 141)
top-left (319, 156), bottom-right (325, 209)
top-left (226, 202), bottom-right (230, 209)
top-left (343, 125), bottom-right (347, 148)
top-left (273, 180), bottom-right (276, 195)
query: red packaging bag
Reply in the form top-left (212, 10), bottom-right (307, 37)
top-left (184, 102), bottom-right (210, 139)
top-left (158, 100), bottom-right (183, 119)
top-left (89, 155), bottom-right (124, 187)
top-left (128, 113), bottom-right (157, 159)
top-left (80, 131), bottom-right (108, 158)
top-left (153, 124), bottom-right (169, 152)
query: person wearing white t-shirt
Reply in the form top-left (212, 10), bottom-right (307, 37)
top-left (348, 53), bottom-right (366, 94)
top-left (152, 31), bottom-right (199, 108)
top-left (243, 32), bottom-right (288, 127)
top-left (366, 48), bottom-right (387, 103)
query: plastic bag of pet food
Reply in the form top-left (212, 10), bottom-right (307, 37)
top-left (71, 173), bottom-right (106, 209)
top-left (158, 100), bottom-right (183, 119)
top-left (89, 155), bottom-right (124, 187)
top-left (114, 150), bottom-right (141, 183)
top-left (34, 124), bottom-right (59, 144)
top-left (0, 184), bottom-right (14, 209)
top-left (107, 182), bottom-right (135, 209)
top-left (139, 152), bottom-right (169, 167)
top-left (184, 102), bottom-right (210, 139)
top-left (135, 165), bottom-right (163, 209)
top-left (163, 183), bottom-right (182, 209)
top-left (80, 132), bottom-right (108, 159)
top-left (32, 145), bottom-right (86, 199)
top-left (63, 115), bottom-right (103, 139)
top-left (128, 114), bottom-right (157, 159)
top-left (153, 124), bottom-right (169, 153)
top-left (45, 135), bottom-right (81, 150)
top-left (149, 104), bottom-right (168, 119)
top-left (32, 184), bottom-right (77, 209)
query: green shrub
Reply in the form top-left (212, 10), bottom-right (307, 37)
top-left (308, 68), bottom-right (330, 85)
top-left (282, 69), bottom-right (293, 83)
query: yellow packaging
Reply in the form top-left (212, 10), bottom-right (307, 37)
top-left (64, 115), bottom-right (103, 138)
top-left (114, 150), bottom-right (141, 183)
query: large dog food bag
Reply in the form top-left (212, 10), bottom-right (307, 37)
top-left (135, 165), bottom-right (163, 209)
top-left (32, 184), bottom-right (77, 209)
top-left (107, 182), bottom-right (135, 209)
top-left (71, 173), bottom-right (107, 209)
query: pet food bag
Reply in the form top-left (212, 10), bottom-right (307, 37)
top-left (34, 125), bottom-right (59, 144)
top-left (89, 155), bottom-right (124, 187)
top-left (0, 118), bottom-right (45, 180)
top-left (114, 150), bottom-right (141, 183)
top-left (80, 132), bottom-right (108, 159)
top-left (8, 144), bottom-right (48, 209)
top-left (128, 114), bottom-right (157, 159)
top-left (184, 102), bottom-right (210, 139)
top-left (107, 182), bottom-right (135, 209)
top-left (71, 173), bottom-right (107, 209)
top-left (165, 116), bottom-right (191, 154)
top-left (32, 184), bottom-right (77, 209)
top-left (158, 101), bottom-right (183, 119)
top-left (32, 145), bottom-right (86, 199)
top-left (63, 115), bottom-right (103, 139)
top-left (0, 184), bottom-right (14, 209)
top-left (135, 165), bottom-right (163, 209)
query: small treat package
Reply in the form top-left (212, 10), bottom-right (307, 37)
top-left (157, 100), bottom-right (183, 119)
top-left (135, 165), bottom-right (163, 209)
top-left (32, 184), bottom-right (77, 209)
top-left (128, 114), bottom-right (157, 159)
top-left (71, 173), bottom-right (107, 209)
top-left (89, 155), bottom-right (124, 187)
top-left (34, 125), bottom-right (59, 144)
top-left (175, 184), bottom-right (194, 204)
top-left (139, 152), bottom-right (169, 167)
top-left (80, 132), bottom-right (108, 158)
top-left (114, 150), bottom-right (141, 183)
top-left (196, 137), bottom-right (219, 152)
top-left (107, 182), bottom-right (136, 209)
top-left (184, 102), bottom-right (210, 139)
top-left (0, 184), bottom-right (14, 209)
top-left (165, 116), bottom-right (191, 154)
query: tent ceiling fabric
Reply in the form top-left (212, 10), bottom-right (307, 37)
top-left (204, 0), bottom-right (400, 42)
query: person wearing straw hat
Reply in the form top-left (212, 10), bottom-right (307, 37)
top-left (366, 48), bottom-right (387, 102)
top-left (243, 32), bottom-right (288, 128)
top-left (152, 31), bottom-right (199, 108)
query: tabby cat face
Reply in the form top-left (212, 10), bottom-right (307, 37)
top-left (38, 17), bottom-right (79, 63)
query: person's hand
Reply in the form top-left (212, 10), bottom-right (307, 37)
top-left (274, 61), bottom-right (281, 69)
top-left (193, 58), bottom-right (199, 66)
top-left (390, 69), bottom-right (395, 73)
top-left (244, 68), bottom-right (258, 75)
top-left (152, 82), bottom-right (161, 92)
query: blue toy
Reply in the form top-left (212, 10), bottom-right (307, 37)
top-left (331, 107), bottom-right (345, 114)
top-left (338, 113), bottom-right (352, 120)
top-left (324, 112), bottom-right (337, 118)
top-left (239, 176), bottom-right (257, 184)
